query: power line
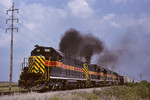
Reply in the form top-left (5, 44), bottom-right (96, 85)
top-left (18, 13), bottom-right (57, 46)
top-left (0, 25), bottom-right (6, 29)
top-left (0, 15), bottom-right (7, 19)
top-left (17, 22), bottom-right (56, 45)
top-left (6, 2), bottom-right (19, 91)
top-left (0, 10), bottom-right (7, 15)
top-left (0, 3), bottom-right (10, 9)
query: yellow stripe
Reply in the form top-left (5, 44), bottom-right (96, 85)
top-left (29, 61), bottom-right (34, 73)
top-left (34, 65), bottom-right (39, 71)
top-left (37, 56), bottom-right (45, 65)
top-left (29, 62), bottom-right (34, 73)
top-left (34, 57), bottom-right (45, 73)
top-left (28, 57), bottom-right (34, 73)
top-left (37, 56), bottom-right (45, 72)
top-left (33, 69), bottom-right (37, 73)
top-left (83, 71), bottom-right (88, 74)
top-left (35, 62), bottom-right (44, 73)
top-left (82, 65), bottom-right (88, 79)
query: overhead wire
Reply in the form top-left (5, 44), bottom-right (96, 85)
top-left (18, 13), bottom-right (57, 46)
top-left (1, 3), bottom-right (57, 46)
top-left (1, 3), bottom-right (58, 48)
top-left (0, 25), bottom-right (6, 29)
top-left (0, 4), bottom-right (33, 50)
top-left (0, 3), bottom-right (10, 10)
top-left (17, 23), bottom-right (48, 44)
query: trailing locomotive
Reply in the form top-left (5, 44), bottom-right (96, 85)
top-left (19, 45), bottom-right (124, 90)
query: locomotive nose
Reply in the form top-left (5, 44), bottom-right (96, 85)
top-left (28, 56), bottom-right (45, 74)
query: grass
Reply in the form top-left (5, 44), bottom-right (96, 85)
top-left (0, 82), bottom-right (27, 92)
top-left (0, 81), bottom-right (150, 100)
top-left (98, 80), bottom-right (150, 100)
top-left (72, 91), bottom-right (98, 100)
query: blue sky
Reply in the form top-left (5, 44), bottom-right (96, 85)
top-left (0, 0), bottom-right (150, 82)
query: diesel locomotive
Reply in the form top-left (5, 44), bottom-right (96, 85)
top-left (18, 45), bottom-right (124, 90)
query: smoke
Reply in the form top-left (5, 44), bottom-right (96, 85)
top-left (96, 47), bottom-right (118, 69)
top-left (114, 30), bottom-right (150, 77)
top-left (59, 29), bottom-right (104, 63)
top-left (80, 34), bottom-right (104, 62)
top-left (59, 29), bottom-right (83, 57)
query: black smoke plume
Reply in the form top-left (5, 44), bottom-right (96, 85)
top-left (96, 47), bottom-right (118, 69)
top-left (59, 29), bottom-right (104, 63)
top-left (80, 34), bottom-right (104, 63)
top-left (59, 29), bottom-right (83, 57)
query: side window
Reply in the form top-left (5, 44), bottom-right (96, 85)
top-left (58, 56), bottom-right (62, 61)
top-left (51, 53), bottom-right (56, 61)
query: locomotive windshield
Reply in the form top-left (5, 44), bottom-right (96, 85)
top-left (31, 46), bottom-right (60, 60)
top-left (31, 47), bottom-right (53, 57)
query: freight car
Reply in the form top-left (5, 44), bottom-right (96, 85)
top-left (19, 45), bottom-right (124, 90)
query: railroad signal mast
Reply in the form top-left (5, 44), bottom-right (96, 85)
top-left (6, 2), bottom-right (19, 91)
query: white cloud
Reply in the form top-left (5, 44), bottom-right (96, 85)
top-left (111, 21), bottom-right (120, 28)
top-left (0, 34), bottom-right (10, 47)
top-left (96, 13), bottom-right (121, 30)
top-left (138, 13), bottom-right (150, 32)
top-left (0, 0), bottom-right (12, 9)
top-left (24, 23), bottom-right (37, 30)
top-left (18, 2), bottom-right (68, 48)
top-left (67, 0), bottom-right (94, 18)
top-left (0, 0), bottom-right (12, 47)
top-left (111, 0), bottom-right (128, 5)
top-left (101, 13), bottom-right (116, 21)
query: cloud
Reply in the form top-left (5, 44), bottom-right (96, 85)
top-left (0, 0), bottom-right (150, 82)
top-left (100, 13), bottom-right (120, 28)
top-left (67, 0), bottom-right (94, 18)
top-left (0, 0), bottom-right (12, 48)
top-left (111, 0), bottom-right (129, 5)
top-left (18, 2), bottom-right (68, 48)
top-left (24, 23), bottom-right (37, 30)
top-left (0, 34), bottom-right (10, 47)
top-left (0, 0), bottom-right (12, 9)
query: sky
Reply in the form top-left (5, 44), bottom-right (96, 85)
top-left (0, 0), bottom-right (150, 82)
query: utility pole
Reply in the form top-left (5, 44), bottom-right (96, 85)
top-left (6, 2), bottom-right (19, 91)
top-left (138, 74), bottom-right (142, 82)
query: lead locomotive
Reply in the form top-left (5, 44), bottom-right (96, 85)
top-left (19, 45), bottom-right (124, 90)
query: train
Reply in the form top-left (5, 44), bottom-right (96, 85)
top-left (18, 45), bottom-right (124, 91)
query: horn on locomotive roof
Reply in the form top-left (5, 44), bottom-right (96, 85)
top-left (34, 45), bottom-right (39, 48)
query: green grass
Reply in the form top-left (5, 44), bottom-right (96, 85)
top-left (0, 82), bottom-right (18, 87)
top-left (71, 81), bottom-right (150, 100)
top-left (0, 82), bottom-right (27, 92)
top-left (98, 80), bottom-right (150, 100)
top-left (1, 81), bottom-right (150, 100)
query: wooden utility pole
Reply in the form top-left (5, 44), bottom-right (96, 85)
top-left (6, 2), bottom-right (19, 91)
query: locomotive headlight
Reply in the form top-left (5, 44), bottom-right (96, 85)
top-left (37, 70), bottom-right (40, 73)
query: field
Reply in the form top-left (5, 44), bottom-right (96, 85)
top-left (0, 81), bottom-right (150, 100)
top-left (0, 82), bottom-right (27, 92)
